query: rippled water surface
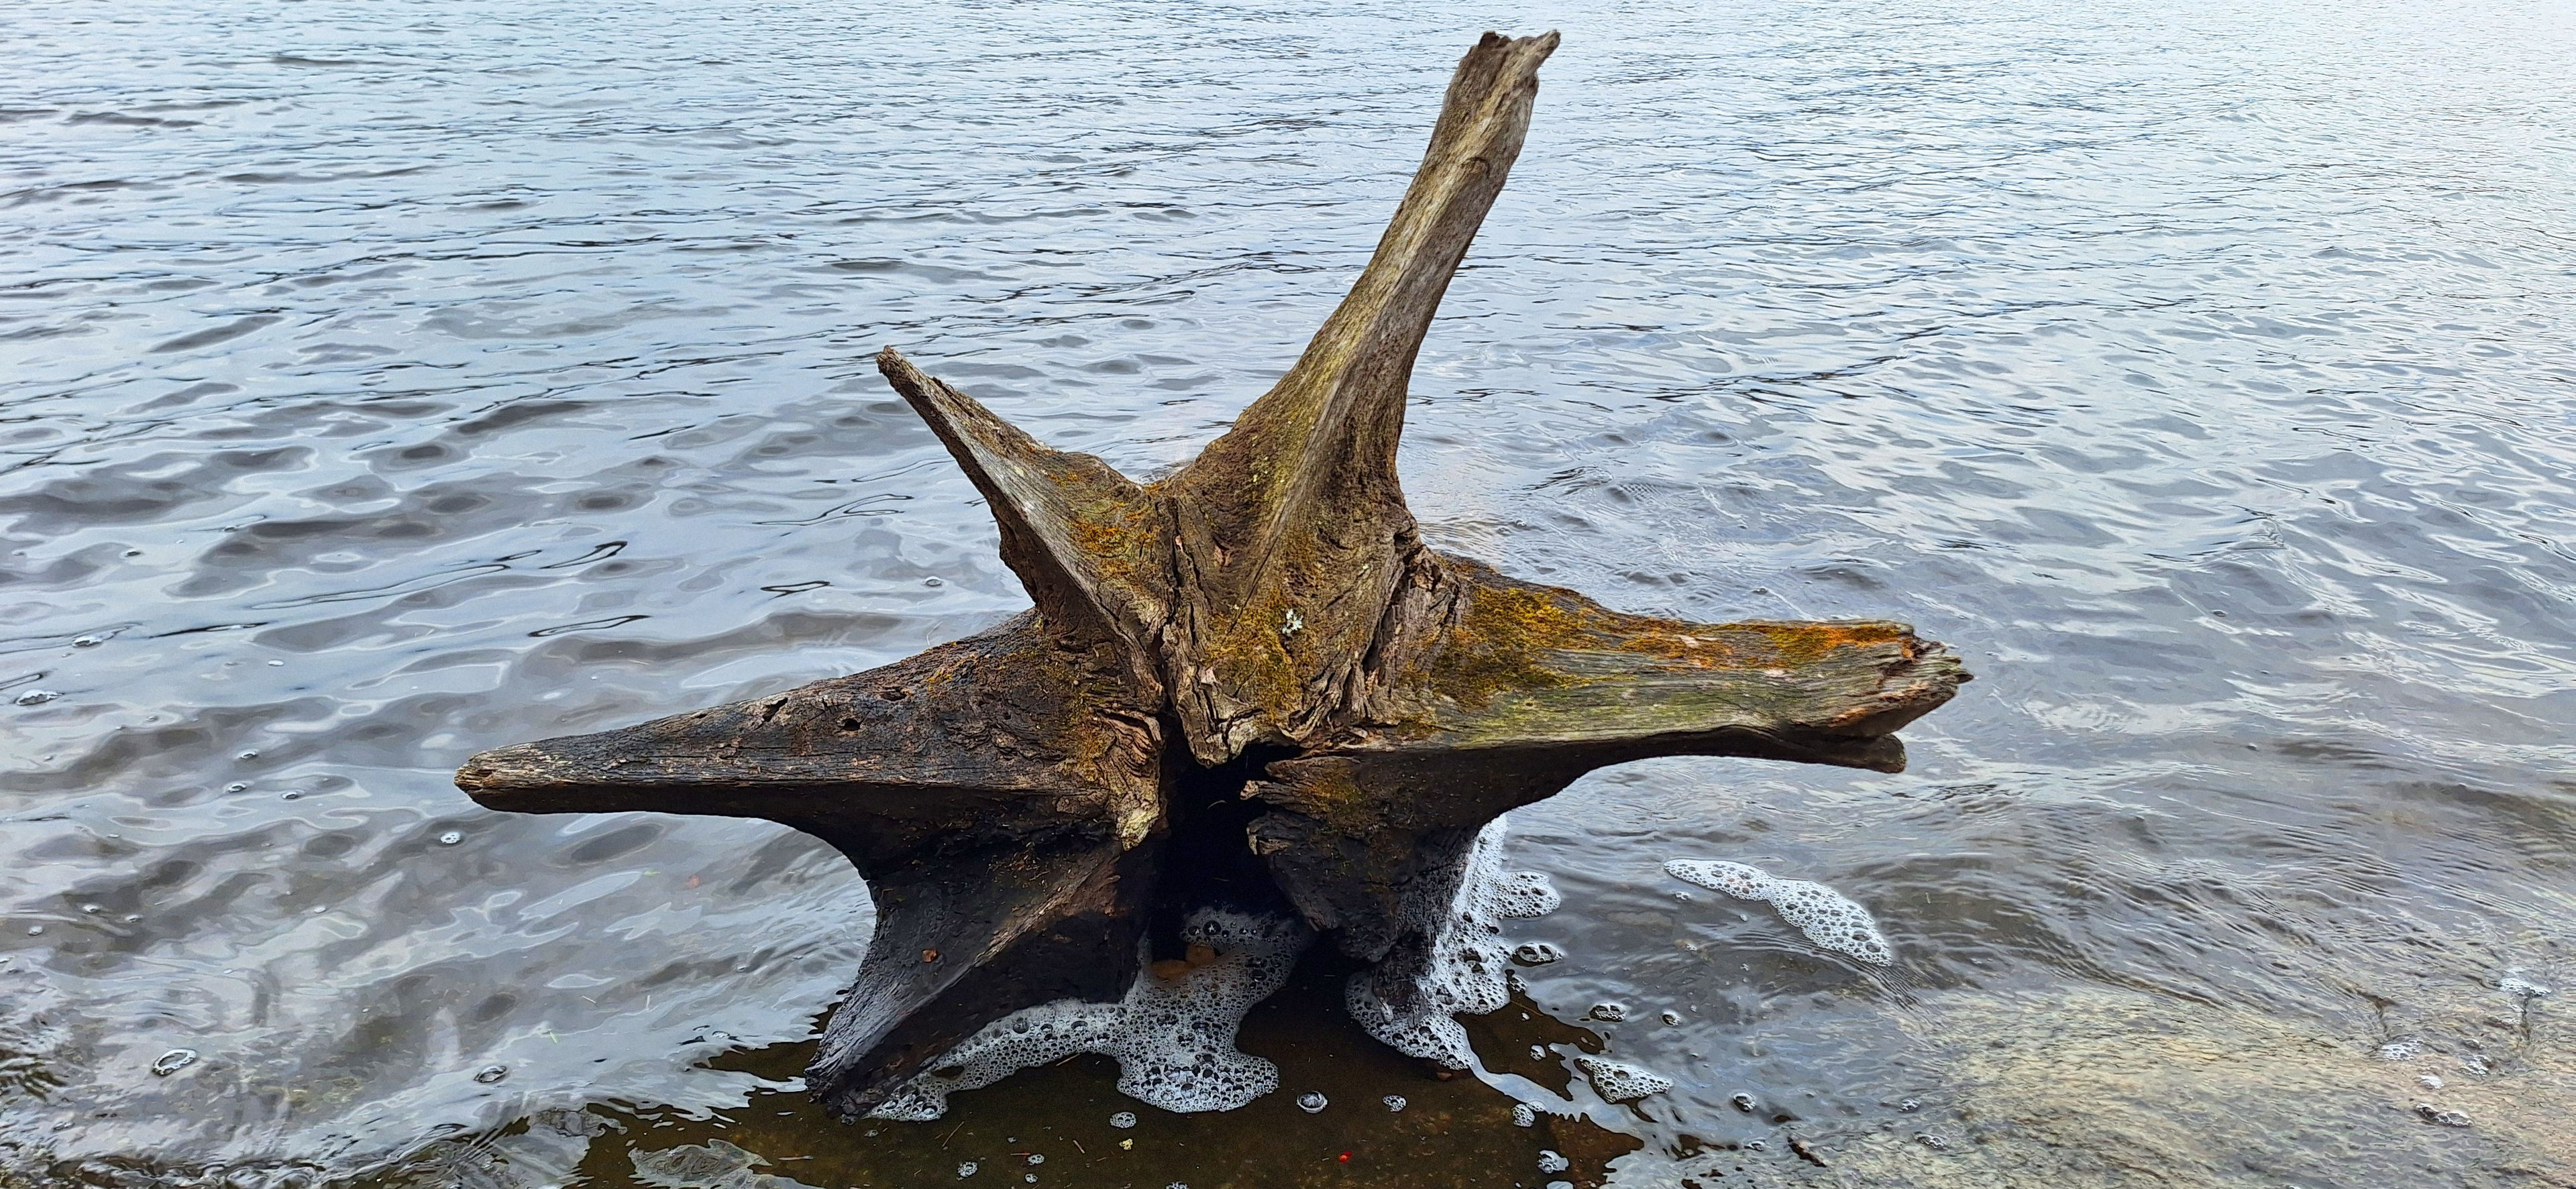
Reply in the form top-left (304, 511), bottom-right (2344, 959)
top-left (6, 0), bottom-right (2575, 1185)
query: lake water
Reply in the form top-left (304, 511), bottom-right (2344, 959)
top-left (5, 0), bottom-right (2573, 1185)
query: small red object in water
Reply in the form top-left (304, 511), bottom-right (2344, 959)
top-left (1338, 1151), bottom-right (1350, 1163)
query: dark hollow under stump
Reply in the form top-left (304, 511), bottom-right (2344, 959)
top-left (455, 30), bottom-right (1969, 1121)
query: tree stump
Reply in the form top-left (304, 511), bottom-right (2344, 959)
top-left (455, 30), bottom-right (1967, 1121)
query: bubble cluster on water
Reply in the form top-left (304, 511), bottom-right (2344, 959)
top-left (1511, 1103), bottom-right (1537, 1128)
top-left (1664, 859), bottom-right (1893, 966)
top-left (957, 1162), bottom-right (977, 1178)
top-left (1538, 1149), bottom-right (1569, 1173)
top-left (1108, 1111), bottom-right (1136, 1129)
top-left (1573, 1056), bottom-right (1673, 1103)
top-left (1345, 819), bottom-right (1560, 1068)
top-left (868, 909), bottom-right (1309, 1121)
top-left (1295, 1091), bottom-right (1326, 1113)
top-left (2414, 1104), bottom-right (2471, 1128)
top-left (1381, 1094), bottom-right (1405, 1113)
top-left (11, 690), bottom-right (58, 707)
top-left (2377, 1039), bottom-right (2424, 1062)
top-left (2500, 971), bottom-right (2552, 1001)
top-left (150, 1049), bottom-right (197, 1076)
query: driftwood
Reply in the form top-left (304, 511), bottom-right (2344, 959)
top-left (456, 30), bottom-right (1966, 1120)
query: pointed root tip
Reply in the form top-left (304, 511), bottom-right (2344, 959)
top-left (875, 347), bottom-right (947, 415)
top-left (1479, 29), bottom-right (1561, 59)
top-left (455, 743), bottom-right (667, 815)
top-left (875, 345), bottom-right (916, 382)
top-left (453, 743), bottom-right (564, 810)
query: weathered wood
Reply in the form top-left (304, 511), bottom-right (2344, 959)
top-left (457, 30), bottom-right (1968, 1120)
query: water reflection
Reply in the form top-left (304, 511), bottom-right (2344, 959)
top-left (5, 0), bottom-right (2573, 1184)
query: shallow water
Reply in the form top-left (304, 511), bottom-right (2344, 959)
top-left (5, 0), bottom-right (2575, 1185)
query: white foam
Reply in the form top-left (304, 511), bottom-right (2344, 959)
top-left (1573, 1056), bottom-right (1674, 1103)
top-left (1664, 859), bottom-right (1892, 966)
top-left (1344, 819), bottom-right (1560, 1068)
top-left (868, 909), bottom-right (1309, 1121)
